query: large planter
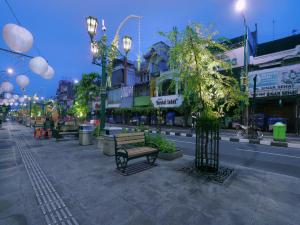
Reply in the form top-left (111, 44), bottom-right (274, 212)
top-left (102, 135), bottom-right (115, 156)
top-left (158, 150), bottom-right (183, 160)
top-left (96, 136), bottom-right (104, 152)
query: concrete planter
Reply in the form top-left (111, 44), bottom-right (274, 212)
top-left (158, 150), bottom-right (183, 161)
top-left (96, 136), bottom-right (104, 152)
top-left (102, 135), bottom-right (115, 156)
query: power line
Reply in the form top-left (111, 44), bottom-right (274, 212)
top-left (4, 0), bottom-right (21, 25)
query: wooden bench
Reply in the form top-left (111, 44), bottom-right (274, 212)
top-left (114, 132), bottom-right (159, 172)
top-left (55, 131), bottom-right (79, 141)
top-left (54, 125), bottom-right (79, 141)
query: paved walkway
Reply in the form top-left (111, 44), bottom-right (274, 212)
top-left (1, 121), bottom-right (300, 225)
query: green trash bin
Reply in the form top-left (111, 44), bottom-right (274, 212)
top-left (273, 122), bottom-right (286, 142)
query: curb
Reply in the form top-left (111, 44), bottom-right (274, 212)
top-left (122, 127), bottom-right (300, 149)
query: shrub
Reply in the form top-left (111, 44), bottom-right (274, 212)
top-left (145, 133), bottom-right (176, 153)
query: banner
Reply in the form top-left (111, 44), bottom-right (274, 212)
top-left (248, 64), bottom-right (300, 97)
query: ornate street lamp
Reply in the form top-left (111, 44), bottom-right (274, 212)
top-left (122, 36), bottom-right (132, 55)
top-left (122, 35), bottom-right (132, 85)
top-left (86, 16), bottom-right (98, 41)
top-left (91, 41), bottom-right (99, 56)
top-left (86, 15), bottom-right (140, 131)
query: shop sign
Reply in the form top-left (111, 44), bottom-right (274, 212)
top-left (222, 47), bottom-right (245, 68)
top-left (151, 95), bottom-right (183, 108)
top-left (248, 64), bottom-right (300, 97)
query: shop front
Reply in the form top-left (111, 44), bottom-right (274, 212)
top-left (248, 64), bottom-right (300, 132)
top-left (151, 94), bottom-right (184, 126)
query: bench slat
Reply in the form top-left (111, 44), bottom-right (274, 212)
top-left (117, 139), bottom-right (145, 146)
top-left (116, 135), bottom-right (145, 142)
top-left (127, 147), bottom-right (158, 158)
top-left (59, 132), bottom-right (78, 135)
top-left (115, 132), bottom-right (144, 138)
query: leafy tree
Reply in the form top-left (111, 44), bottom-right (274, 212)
top-left (70, 73), bottom-right (100, 119)
top-left (31, 103), bottom-right (43, 117)
top-left (160, 24), bottom-right (246, 117)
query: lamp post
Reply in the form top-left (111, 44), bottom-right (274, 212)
top-left (86, 16), bottom-right (133, 131)
top-left (235, 0), bottom-right (249, 126)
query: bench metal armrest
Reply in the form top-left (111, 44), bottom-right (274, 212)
top-left (116, 146), bottom-right (129, 156)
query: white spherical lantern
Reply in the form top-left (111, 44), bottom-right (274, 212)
top-left (13, 94), bottom-right (19, 100)
top-left (14, 102), bottom-right (19, 106)
top-left (4, 99), bottom-right (9, 106)
top-left (1, 82), bottom-right (13, 93)
top-left (29, 56), bottom-right (48, 75)
top-left (42, 65), bottom-right (55, 79)
top-left (4, 92), bottom-right (12, 99)
top-left (16, 75), bottom-right (30, 90)
top-left (19, 97), bottom-right (25, 103)
top-left (3, 24), bottom-right (33, 53)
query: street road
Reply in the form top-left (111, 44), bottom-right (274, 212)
top-left (164, 135), bottom-right (300, 178)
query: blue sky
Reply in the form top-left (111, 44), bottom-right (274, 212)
top-left (0, 0), bottom-right (299, 98)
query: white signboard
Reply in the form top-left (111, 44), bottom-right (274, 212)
top-left (151, 95), bottom-right (183, 108)
top-left (248, 64), bottom-right (300, 97)
top-left (222, 47), bottom-right (245, 68)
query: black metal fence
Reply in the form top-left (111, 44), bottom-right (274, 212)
top-left (195, 116), bottom-right (219, 172)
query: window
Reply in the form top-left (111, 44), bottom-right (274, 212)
top-left (160, 79), bottom-right (175, 96)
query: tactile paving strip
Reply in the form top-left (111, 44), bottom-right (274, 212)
top-left (9, 124), bottom-right (79, 225)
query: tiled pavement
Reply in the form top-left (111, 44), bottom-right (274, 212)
top-left (1, 121), bottom-right (300, 225)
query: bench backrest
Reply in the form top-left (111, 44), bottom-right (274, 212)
top-left (114, 132), bottom-right (145, 149)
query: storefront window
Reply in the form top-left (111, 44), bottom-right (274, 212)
top-left (160, 79), bottom-right (175, 96)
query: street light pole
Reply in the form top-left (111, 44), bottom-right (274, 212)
top-left (242, 13), bottom-right (249, 126)
top-left (100, 34), bottom-right (107, 131)
top-left (86, 16), bottom-right (135, 131)
top-left (235, 0), bottom-right (249, 126)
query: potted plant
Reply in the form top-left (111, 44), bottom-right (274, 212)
top-left (146, 134), bottom-right (183, 160)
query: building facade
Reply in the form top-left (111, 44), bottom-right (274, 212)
top-left (249, 34), bottom-right (300, 132)
top-left (56, 80), bottom-right (75, 114)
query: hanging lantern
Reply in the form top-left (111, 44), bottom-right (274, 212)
top-left (42, 65), bottom-right (55, 79)
top-left (13, 94), bottom-right (19, 100)
top-left (29, 56), bottom-right (48, 75)
top-left (1, 82), bottom-right (13, 92)
top-left (4, 92), bottom-right (12, 99)
top-left (16, 75), bottom-right (30, 90)
top-left (2, 23), bottom-right (33, 53)
top-left (19, 97), bottom-right (25, 103)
